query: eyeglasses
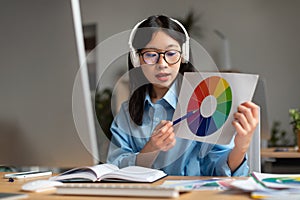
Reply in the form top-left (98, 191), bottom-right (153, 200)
top-left (140, 50), bottom-right (182, 65)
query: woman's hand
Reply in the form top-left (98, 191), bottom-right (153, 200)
top-left (228, 101), bottom-right (259, 172)
top-left (142, 120), bottom-right (176, 153)
top-left (137, 120), bottom-right (175, 167)
top-left (232, 101), bottom-right (259, 152)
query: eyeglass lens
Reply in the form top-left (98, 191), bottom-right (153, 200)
top-left (142, 50), bottom-right (181, 65)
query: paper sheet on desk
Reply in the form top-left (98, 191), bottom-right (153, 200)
top-left (161, 178), bottom-right (227, 191)
top-left (173, 72), bottom-right (258, 145)
top-left (217, 173), bottom-right (300, 199)
top-left (251, 172), bottom-right (300, 189)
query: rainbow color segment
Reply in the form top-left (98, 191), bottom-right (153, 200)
top-left (186, 76), bottom-right (232, 137)
top-left (263, 177), bottom-right (300, 185)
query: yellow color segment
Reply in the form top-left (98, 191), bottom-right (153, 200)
top-left (214, 78), bottom-right (229, 98)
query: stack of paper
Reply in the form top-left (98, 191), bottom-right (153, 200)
top-left (218, 172), bottom-right (300, 199)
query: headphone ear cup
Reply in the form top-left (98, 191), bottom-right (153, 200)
top-left (181, 42), bottom-right (189, 63)
top-left (130, 50), bottom-right (140, 67)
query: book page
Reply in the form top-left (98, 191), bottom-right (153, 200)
top-left (173, 72), bottom-right (258, 145)
top-left (50, 163), bottom-right (119, 182)
top-left (101, 166), bottom-right (166, 182)
top-left (91, 163), bottom-right (119, 180)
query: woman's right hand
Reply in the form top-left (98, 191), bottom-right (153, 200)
top-left (142, 120), bottom-right (176, 153)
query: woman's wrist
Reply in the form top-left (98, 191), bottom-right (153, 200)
top-left (136, 150), bottom-right (160, 168)
top-left (228, 147), bottom-right (246, 172)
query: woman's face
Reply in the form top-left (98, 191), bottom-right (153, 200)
top-left (139, 30), bottom-right (182, 92)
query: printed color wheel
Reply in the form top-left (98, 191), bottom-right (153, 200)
top-left (186, 76), bottom-right (232, 136)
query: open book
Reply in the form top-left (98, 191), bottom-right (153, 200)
top-left (50, 163), bottom-right (167, 183)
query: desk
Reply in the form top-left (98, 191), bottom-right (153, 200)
top-left (261, 147), bottom-right (300, 173)
top-left (261, 147), bottom-right (300, 158)
top-left (0, 172), bottom-right (252, 200)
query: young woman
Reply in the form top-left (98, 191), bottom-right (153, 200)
top-left (107, 15), bottom-right (258, 176)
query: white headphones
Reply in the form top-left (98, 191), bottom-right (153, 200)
top-left (128, 17), bottom-right (190, 67)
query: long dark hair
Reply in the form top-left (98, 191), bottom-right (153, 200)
top-left (128, 15), bottom-right (195, 125)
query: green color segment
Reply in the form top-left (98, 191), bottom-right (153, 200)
top-left (212, 110), bottom-right (227, 128)
top-left (216, 87), bottom-right (232, 104)
top-left (216, 101), bottom-right (232, 116)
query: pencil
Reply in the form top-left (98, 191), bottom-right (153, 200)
top-left (173, 110), bottom-right (198, 126)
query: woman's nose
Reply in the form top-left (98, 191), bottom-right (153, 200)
top-left (157, 54), bottom-right (168, 66)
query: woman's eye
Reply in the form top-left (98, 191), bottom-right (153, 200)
top-left (166, 51), bottom-right (177, 57)
top-left (144, 52), bottom-right (157, 58)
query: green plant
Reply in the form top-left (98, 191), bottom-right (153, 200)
top-left (289, 108), bottom-right (300, 134)
top-left (95, 88), bottom-right (113, 140)
top-left (268, 121), bottom-right (288, 147)
top-left (176, 9), bottom-right (203, 39)
top-left (289, 108), bottom-right (300, 146)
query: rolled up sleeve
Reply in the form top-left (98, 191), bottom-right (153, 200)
top-left (106, 119), bottom-right (138, 168)
top-left (201, 144), bottom-right (249, 176)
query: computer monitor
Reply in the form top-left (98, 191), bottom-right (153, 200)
top-left (252, 77), bottom-right (271, 140)
top-left (0, 0), bottom-right (99, 168)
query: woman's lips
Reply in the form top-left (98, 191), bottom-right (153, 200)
top-left (155, 73), bottom-right (171, 81)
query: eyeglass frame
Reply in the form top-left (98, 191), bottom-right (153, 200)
top-left (138, 49), bottom-right (182, 65)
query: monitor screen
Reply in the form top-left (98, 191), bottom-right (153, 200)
top-left (0, 0), bottom-right (99, 168)
top-left (252, 77), bottom-right (271, 140)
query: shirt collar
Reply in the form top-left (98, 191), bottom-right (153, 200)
top-left (144, 79), bottom-right (179, 109)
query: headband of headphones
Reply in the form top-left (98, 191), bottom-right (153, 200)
top-left (128, 17), bottom-right (190, 67)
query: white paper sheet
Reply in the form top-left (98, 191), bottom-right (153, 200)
top-left (173, 72), bottom-right (258, 145)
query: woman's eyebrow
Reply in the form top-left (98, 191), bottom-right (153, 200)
top-left (166, 44), bottom-right (180, 48)
top-left (144, 44), bottom-right (181, 50)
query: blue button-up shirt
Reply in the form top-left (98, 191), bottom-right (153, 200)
top-left (107, 80), bottom-right (248, 176)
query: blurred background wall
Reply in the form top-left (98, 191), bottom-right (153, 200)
top-left (80, 0), bottom-right (300, 143)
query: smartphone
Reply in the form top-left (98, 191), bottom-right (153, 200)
top-left (4, 171), bottom-right (52, 179)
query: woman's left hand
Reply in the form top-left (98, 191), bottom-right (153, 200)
top-left (232, 101), bottom-right (259, 153)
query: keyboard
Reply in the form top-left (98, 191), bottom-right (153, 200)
top-left (56, 183), bottom-right (180, 198)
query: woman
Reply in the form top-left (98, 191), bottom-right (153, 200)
top-left (107, 15), bottom-right (258, 176)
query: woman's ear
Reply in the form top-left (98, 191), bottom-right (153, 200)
top-left (181, 56), bottom-right (186, 63)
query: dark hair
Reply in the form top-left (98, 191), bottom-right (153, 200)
top-left (128, 15), bottom-right (195, 125)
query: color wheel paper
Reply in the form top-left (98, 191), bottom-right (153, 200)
top-left (173, 72), bottom-right (259, 145)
